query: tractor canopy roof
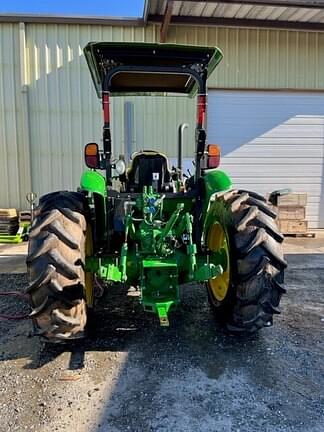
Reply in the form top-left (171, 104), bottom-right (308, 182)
top-left (84, 42), bottom-right (223, 98)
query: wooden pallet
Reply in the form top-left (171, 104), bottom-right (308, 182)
top-left (0, 208), bottom-right (18, 219)
top-left (19, 210), bottom-right (31, 222)
top-left (277, 219), bottom-right (308, 234)
top-left (284, 232), bottom-right (316, 238)
top-left (278, 206), bottom-right (305, 220)
top-left (277, 193), bottom-right (307, 207)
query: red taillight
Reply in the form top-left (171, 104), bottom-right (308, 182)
top-left (207, 144), bottom-right (221, 169)
top-left (102, 92), bottom-right (110, 124)
top-left (207, 156), bottom-right (220, 169)
top-left (197, 94), bottom-right (207, 128)
top-left (85, 143), bottom-right (99, 169)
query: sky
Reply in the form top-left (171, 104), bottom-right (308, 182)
top-left (0, 0), bottom-right (145, 17)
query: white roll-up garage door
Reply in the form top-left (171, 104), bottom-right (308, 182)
top-left (208, 90), bottom-right (324, 228)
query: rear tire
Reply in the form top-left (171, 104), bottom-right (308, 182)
top-left (26, 191), bottom-right (88, 342)
top-left (206, 189), bottom-right (287, 333)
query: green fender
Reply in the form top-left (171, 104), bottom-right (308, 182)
top-left (80, 170), bottom-right (107, 197)
top-left (202, 169), bottom-right (232, 239)
top-left (203, 169), bottom-right (232, 208)
top-left (80, 169), bottom-right (107, 241)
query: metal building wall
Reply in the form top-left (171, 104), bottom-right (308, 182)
top-left (1, 22), bottom-right (324, 207)
top-left (25, 24), bottom-right (196, 198)
top-left (0, 23), bottom-right (31, 209)
top-left (169, 26), bottom-right (324, 90)
top-left (208, 90), bottom-right (324, 228)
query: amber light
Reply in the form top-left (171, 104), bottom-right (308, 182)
top-left (207, 144), bottom-right (221, 168)
top-left (85, 143), bottom-right (99, 168)
top-left (208, 144), bottom-right (220, 157)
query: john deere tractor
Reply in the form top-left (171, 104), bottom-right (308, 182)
top-left (26, 43), bottom-right (287, 342)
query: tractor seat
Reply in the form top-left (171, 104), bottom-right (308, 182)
top-left (126, 150), bottom-right (173, 193)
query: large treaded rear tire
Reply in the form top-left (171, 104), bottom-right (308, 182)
top-left (206, 189), bottom-right (287, 333)
top-left (26, 191), bottom-right (88, 342)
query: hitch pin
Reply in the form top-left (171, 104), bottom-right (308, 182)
top-left (157, 305), bottom-right (169, 327)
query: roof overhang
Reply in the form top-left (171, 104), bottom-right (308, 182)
top-left (0, 13), bottom-right (145, 26)
top-left (147, 0), bottom-right (324, 41)
top-left (1, 0), bottom-right (323, 38)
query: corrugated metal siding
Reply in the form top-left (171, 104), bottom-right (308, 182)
top-left (0, 23), bottom-right (31, 209)
top-left (25, 23), bottom-right (195, 198)
top-left (168, 26), bottom-right (324, 89)
top-left (1, 22), bottom-right (324, 208)
top-left (208, 90), bottom-right (324, 228)
top-left (27, 24), bottom-right (101, 195)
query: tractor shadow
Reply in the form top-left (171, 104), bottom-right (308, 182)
top-left (0, 274), bottom-right (266, 374)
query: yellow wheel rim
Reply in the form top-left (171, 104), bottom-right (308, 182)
top-left (207, 223), bottom-right (230, 302)
top-left (85, 226), bottom-right (94, 307)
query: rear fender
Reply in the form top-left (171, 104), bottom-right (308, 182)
top-left (202, 169), bottom-right (232, 216)
top-left (80, 170), bottom-right (107, 198)
top-left (80, 170), bottom-right (107, 242)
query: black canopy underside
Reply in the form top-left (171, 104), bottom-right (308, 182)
top-left (84, 42), bottom-right (223, 97)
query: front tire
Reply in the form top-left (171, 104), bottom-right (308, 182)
top-left (206, 189), bottom-right (287, 333)
top-left (26, 191), bottom-right (88, 342)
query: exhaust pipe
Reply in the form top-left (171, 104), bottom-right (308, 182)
top-left (178, 123), bottom-right (188, 180)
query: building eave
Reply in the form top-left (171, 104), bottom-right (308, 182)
top-left (175, 0), bottom-right (324, 8)
top-left (149, 13), bottom-right (324, 32)
top-left (0, 13), bottom-right (145, 26)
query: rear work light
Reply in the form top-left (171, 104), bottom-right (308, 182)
top-left (207, 144), bottom-right (221, 169)
top-left (85, 143), bottom-right (100, 169)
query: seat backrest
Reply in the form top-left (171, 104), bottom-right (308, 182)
top-left (127, 152), bottom-right (171, 192)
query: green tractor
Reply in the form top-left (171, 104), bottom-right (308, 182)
top-left (26, 43), bottom-right (287, 342)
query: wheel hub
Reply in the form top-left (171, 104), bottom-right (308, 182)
top-left (207, 223), bottom-right (230, 301)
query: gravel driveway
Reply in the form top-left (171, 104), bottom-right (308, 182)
top-left (0, 252), bottom-right (323, 432)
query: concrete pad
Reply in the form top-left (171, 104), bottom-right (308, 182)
top-left (0, 242), bottom-right (28, 255)
top-left (283, 229), bottom-right (324, 254)
top-left (0, 230), bottom-right (323, 274)
top-left (1, 251), bottom-right (324, 432)
top-left (0, 242), bottom-right (28, 274)
top-left (0, 256), bottom-right (27, 274)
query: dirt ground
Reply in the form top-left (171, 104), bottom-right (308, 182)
top-left (0, 238), bottom-right (324, 432)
